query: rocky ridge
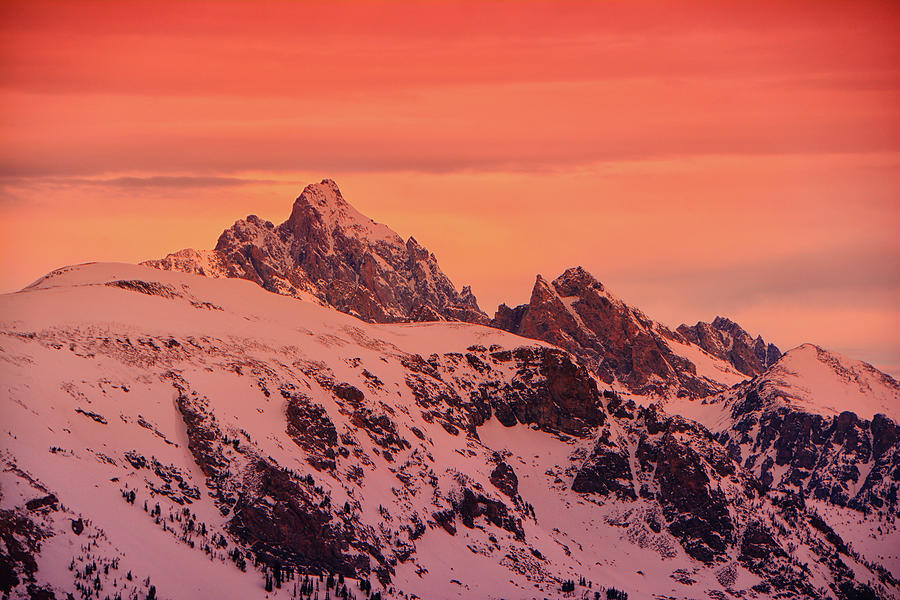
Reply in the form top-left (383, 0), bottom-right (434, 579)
top-left (491, 266), bottom-right (746, 398)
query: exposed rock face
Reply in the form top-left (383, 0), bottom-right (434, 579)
top-left (739, 522), bottom-right (786, 561)
top-left (284, 392), bottom-right (339, 471)
top-left (228, 459), bottom-right (379, 577)
top-left (717, 390), bottom-right (900, 514)
top-left (489, 461), bottom-right (519, 499)
top-left (569, 404), bottom-right (866, 598)
top-left (0, 508), bottom-right (45, 595)
top-left (652, 422), bottom-right (737, 564)
top-left (492, 267), bottom-right (739, 398)
top-left (145, 179), bottom-right (488, 325)
top-left (173, 387), bottom-right (229, 481)
top-left (677, 316), bottom-right (781, 377)
top-left (477, 346), bottom-right (607, 436)
top-left (349, 408), bottom-right (410, 454)
top-left (444, 485), bottom-right (524, 541)
top-left (571, 430), bottom-right (635, 499)
top-left (577, 407), bottom-right (749, 564)
top-left (404, 344), bottom-right (606, 437)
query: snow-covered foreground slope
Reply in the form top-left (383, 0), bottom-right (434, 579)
top-left (1, 263), bottom-right (897, 600)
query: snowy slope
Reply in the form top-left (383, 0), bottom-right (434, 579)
top-left (665, 344), bottom-right (900, 430)
top-left (757, 344), bottom-right (899, 421)
top-left (2, 263), bottom-right (897, 600)
top-left (0, 263), bottom-right (641, 599)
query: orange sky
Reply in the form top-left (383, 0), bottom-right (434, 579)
top-left (1, 1), bottom-right (899, 375)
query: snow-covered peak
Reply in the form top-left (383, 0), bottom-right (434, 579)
top-left (762, 343), bottom-right (900, 421)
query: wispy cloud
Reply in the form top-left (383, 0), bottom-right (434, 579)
top-left (0, 174), bottom-right (283, 190)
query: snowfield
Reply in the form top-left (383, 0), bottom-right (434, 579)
top-left (1, 263), bottom-right (897, 600)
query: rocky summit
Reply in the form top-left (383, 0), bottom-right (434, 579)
top-left (144, 179), bottom-right (488, 325)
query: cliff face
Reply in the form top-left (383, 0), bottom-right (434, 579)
top-left (144, 179), bottom-right (488, 325)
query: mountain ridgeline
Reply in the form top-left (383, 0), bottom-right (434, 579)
top-left (677, 316), bottom-right (782, 378)
top-left (1, 180), bottom-right (898, 600)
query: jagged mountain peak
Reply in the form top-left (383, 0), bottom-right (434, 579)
top-left (404, 236), bottom-right (432, 261)
top-left (711, 315), bottom-right (739, 330)
top-left (144, 179), bottom-right (488, 325)
top-left (677, 315), bottom-right (781, 377)
top-left (282, 179), bottom-right (403, 248)
top-left (552, 265), bottom-right (604, 295)
top-left (492, 265), bottom-right (746, 398)
top-left (529, 273), bottom-right (557, 299)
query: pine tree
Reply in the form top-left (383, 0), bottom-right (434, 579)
top-left (274, 561), bottom-right (283, 588)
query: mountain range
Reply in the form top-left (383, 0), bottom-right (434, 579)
top-left (1, 180), bottom-right (897, 600)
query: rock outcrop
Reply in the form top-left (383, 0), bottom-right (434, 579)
top-left (145, 179), bottom-right (488, 325)
top-left (228, 459), bottom-right (379, 577)
top-left (284, 392), bottom-right (339, 471)
top-left (568, 403), bottom-right (873, 598)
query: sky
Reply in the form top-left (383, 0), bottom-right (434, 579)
top-left (1, 0), bottom-right (899, 375)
